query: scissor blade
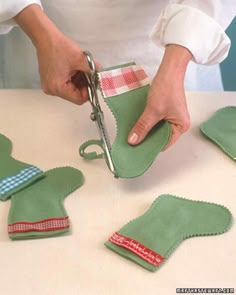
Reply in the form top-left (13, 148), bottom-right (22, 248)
top-left (84, 50), bottom-right (117, 177)
top-left (94, 109), bottom-right (116, 176)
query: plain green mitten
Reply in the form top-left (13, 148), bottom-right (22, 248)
top-left (200, 106), bottom-right (236, 160)
top-left (105, 194), bottom-right (232, 272)
top-left (79, 63), bottom-right (171, 178)
top-left (0, 134), bottom-right (43, 200)
top-left (8, 167), bottom-right (84, 240)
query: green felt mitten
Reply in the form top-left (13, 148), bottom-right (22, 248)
top-left (200, 106), bottom-right (236, 160)
top-left (79, 63), bottom-right (171, 178)
top-left (105, 194), bottom-right (232, 272)
top-left (0, 134), bottom-right (43, 200)
top-left (8, 167), bottom-right (84, 240)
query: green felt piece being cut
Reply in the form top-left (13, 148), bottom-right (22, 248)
top-left (0, 134), bottom-right (44, 200)
top-left (8, 167), bottom-right (84, 240)
top-left (79, 63), bottom-right (171, 178)
top-left (105, 194), bottom-right (232, 272)
top-left (200, 106), bottom-right (236, 160)
top-left (104, 87), bottom-right (171, 179)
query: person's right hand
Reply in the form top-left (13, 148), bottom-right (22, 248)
top-left (36, 32), bottom-right (101, 105)
top-left (14, 4), bottom-right (101, 105)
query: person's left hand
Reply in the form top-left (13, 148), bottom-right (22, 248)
top-left (127, 44), bottom-right (192, 150)
top-left (127, 71), bottom-right (190, 150)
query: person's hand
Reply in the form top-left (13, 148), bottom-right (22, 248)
top-left (14, 4), bottom-right (101, 104)
top-left (128, 44), bottom-right (192, 150)
top-left (36, 32), bottom-right (101, 105)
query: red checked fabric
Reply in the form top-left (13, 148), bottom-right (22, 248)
top-left (109, 232), bottom-right (165, 267)
top-left (8, 216), bottom-right (69, 234)
top-left (98, 65), bottom-right (150, 98)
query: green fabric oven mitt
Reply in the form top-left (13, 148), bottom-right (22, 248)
top-left (105, 194), bottom-right (232, 272)
top-left (0, 134), bottom-right (43, 200)
top-left (200, 106), bottom-right (236, 160)
top-left (8, 167), bottom-right (84, 240)
top-left (79, 63), bottom-right (171, 178)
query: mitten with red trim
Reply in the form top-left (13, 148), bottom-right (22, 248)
top-left (8, 167), bottom-right (84, 240)
top-left (0, 134), bottom-right (43, 201)
top-left (105, 194), bottom-right (232, 272)
top-left (79, 63), bottom-right (171, 178)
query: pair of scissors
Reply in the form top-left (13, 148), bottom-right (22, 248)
top-left (83, 51), bottom-right (117, 177)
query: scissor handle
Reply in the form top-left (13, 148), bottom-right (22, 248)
top-left (83, 51), bottom-right (118, 178)
top-left (84, 51), bottom-right (96, 78)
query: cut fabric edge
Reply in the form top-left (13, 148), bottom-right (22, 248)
top-left (9, 227), bottom-right (70, 240)
top-left (200, 124), bottom-right (236, 161)
top-left (199, 106), bottom-right (236, 161)
top-left (79, 139), bottom-right (105, 160)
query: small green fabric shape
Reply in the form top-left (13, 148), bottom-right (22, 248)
top-left (80, 63), bottom-right (171, 178)
top-left (0, 134), bottom-right (44, 200)
top-left (200, 106), bottom-right (236, 161)
top-left (105, 194), bottom-right (232, 272)
top-left (8, 167), bottom-right (84, 240)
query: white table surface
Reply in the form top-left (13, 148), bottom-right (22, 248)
top-left (0, 90), bottom-right (235, 295)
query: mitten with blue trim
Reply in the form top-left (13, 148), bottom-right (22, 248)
top-left (0, 134), bottom-right (43, 200)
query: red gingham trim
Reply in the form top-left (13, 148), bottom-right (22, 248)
top-left (8, 217), bottom-right (69, 234)
top-left (109, 232), bottom-right (165, 267)
top-left (98, 65), bottom-right (150, 98)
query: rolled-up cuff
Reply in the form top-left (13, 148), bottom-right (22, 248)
top-left (0, 0), bottom-right (42, 35)
top-left (150, 4), bottom-right (231, 65)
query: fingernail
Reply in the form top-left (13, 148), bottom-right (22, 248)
top-left (128, 132), bottom-right (138, 144)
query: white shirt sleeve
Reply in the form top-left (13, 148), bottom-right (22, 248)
top-left (150, 0), bottom-right (236, 64)
top-left (0, 0), bottom-right (42, 34)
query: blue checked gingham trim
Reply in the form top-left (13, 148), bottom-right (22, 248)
top-left (0, 166), bottom-right (42, 199)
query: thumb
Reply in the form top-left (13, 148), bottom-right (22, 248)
top-left (128, 107), bottom-right (163, 145)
